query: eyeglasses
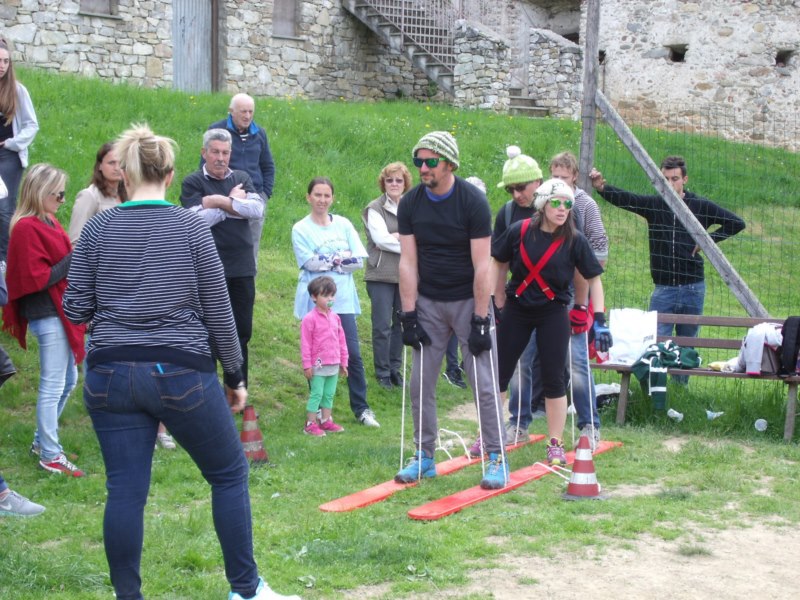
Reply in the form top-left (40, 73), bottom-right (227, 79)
top-left (504, 183), bottom-right (530, 194)
top-left (51, 191), bottom-right (65, 200)
top-left (548, 198), bottom-right (573, 209)
top-left (384, 177), bottom-right (405, 185)
top-left (413, 157), bottom-right (443, 169)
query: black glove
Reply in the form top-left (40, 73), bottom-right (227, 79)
top-left (468, 314), bottom-right (492, 356)
top-left (569, 304), bottom-right (590, 334)
top-left (591, 311), bottom-right (612, 352)
top-left (398, 310), bottom-right (431, 349)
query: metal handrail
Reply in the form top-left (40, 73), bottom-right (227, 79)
top-left (356, 0), bottom-right (498, 70)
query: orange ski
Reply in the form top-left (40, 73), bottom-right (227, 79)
top-left (407, 440), bottom-right (623, 520)
top-left (319, 434), bottom-right (546, 513)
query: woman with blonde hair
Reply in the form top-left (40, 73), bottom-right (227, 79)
top-left (0, 38), bottom-right (39, 271)
top-left (2, 163), bottom-right (86, 477)
top-left (63, 124), bottom-right (299, 600)
top-left (362, 161), bottom-right (411, 389)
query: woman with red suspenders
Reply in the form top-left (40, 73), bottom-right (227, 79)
top-left (492, 178), bottom-right (612, 466)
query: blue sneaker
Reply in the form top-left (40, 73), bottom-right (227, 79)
top-left (480, 452), bottom-right (509, 490)
top-left (394, 451), bottom-right (436, 483)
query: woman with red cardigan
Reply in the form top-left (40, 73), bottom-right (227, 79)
top-left (2, 163), bottom-right (85, 477)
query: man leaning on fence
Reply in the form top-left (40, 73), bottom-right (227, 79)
top-left (590, 156), bottom-right (745, 381)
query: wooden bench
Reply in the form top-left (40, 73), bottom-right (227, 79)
top-left (591, 314), bottom-right (800, 441)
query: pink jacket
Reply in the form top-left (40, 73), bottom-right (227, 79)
top-left (300, 307), bottom-right (349, 369)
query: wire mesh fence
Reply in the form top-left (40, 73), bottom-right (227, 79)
top-left (592, 102), bottom-right (800, 319)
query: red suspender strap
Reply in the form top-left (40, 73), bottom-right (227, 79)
top-left (515, 218), bottom-right (564, 300)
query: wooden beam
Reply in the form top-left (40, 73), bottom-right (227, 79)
top-left (594, 90), bottom-right (768, 318)
top-left (578, 0), bottom-right (600, 193)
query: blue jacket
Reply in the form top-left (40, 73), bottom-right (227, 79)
top-left (206, 115), bottom-right (275, 198)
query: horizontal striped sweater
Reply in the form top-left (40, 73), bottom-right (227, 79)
top-left (63, 201), bottom-right (243, 385)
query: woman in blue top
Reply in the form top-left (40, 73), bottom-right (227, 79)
top-left (292, 176), bottom-right (379, 427)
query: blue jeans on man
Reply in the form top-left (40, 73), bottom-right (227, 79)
top-left (28, 316), bottom-right (78, 462)
top-left (84, 362), bottom-right (259, 600)
top-left (648, 281), bottom-right (706, 384)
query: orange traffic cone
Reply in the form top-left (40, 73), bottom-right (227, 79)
top-left (240, 404), bottom-right (269, 464)
top-left (563, 434), bottom-right (606, 501)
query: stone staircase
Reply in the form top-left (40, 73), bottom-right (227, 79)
top-left (508, 87), bottom-right (550, 118)
top-left (342, 0), bottom-right (455, 95)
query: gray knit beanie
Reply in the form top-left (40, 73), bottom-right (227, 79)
top-left (412, 131), bottom-right (460, 170)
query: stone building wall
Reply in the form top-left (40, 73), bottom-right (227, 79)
top-left (588, 0), bottom-right (800, 147)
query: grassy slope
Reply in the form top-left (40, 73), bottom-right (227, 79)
top-left (0, 70), bottom-right (799, 599)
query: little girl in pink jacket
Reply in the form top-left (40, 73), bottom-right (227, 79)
top-left (300, 276), bottom-right (348, 436)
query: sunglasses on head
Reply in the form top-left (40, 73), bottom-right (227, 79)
top-left (413, 157), bottom-right (443, 169)
top-left (504, 183), bottom-right (530, 194)
top-left (548, 198), bottom-right (573, 209)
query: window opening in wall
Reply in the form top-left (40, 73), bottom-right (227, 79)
top-left (273, 0), bottom-right (299, 38)
top-left (598, 50), bottom-right (606, 65)
top-left (776, 49), bottom-right (794, 67)
top-left (563, 32), bottom-right (580, 44)
top-left (667, 44), bottom-right (687, 63)
top-left (80, 0), bottom-right (118, 16)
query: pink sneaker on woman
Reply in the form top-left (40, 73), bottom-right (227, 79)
top-left (304, 422), bottom-right (326, 437)
top-left (319, 418), bottom-right (344, 433)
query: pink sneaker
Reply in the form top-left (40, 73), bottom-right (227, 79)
top-left (319, 418), bottom-right (344, 433)
top-left (304, 422), bottom-right (326, 437)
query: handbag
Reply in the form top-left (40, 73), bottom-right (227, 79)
top-left (0, 344), bottom-right (15, 388)
top-left (606, 308), bottom-right (658, 365)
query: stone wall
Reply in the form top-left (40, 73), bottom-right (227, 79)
top-left (452, 21), bottom-right (511, 111)
top-left (1, 0), bottom-right (173, 87)
top-left (589, 0), bottom-right (800, 148)
top-left (527, 27), bottom-right (581, 118)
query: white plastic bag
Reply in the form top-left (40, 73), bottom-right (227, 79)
top-left (606, 308), bottom-right (657, 365)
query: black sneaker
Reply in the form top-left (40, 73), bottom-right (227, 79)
top-left (442, 371), bottom-right (467, 389)
top-left (389, 370), bottom-right (403, 387)
top-left (376, 377), bottom-right (393, 390)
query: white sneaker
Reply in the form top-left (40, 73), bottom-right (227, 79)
top-left (358, 409), bottom-right (380, 428)
top-left (0, 490), bottom-right (45, 517)
top-left (228, 577), bottom-right (301, 600)
top-left (156, 433), bottom-right (177, 450)
top-left (577, 426), bottom-right (601, 453)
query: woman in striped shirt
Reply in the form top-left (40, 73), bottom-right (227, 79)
top-left (63, 124), bottom-right (298, 600)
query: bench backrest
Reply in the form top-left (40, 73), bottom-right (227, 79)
top-left (655, 313), bottom-right (785, 351)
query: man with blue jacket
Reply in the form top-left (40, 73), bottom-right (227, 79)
top-left (207, 93), bottom-right (275, 266)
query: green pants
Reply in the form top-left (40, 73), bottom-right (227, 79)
top-left (307, 374), bottom-right (339, 413)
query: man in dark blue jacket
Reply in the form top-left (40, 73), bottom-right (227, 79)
top-left (207, 93), bottom-right (275, 267)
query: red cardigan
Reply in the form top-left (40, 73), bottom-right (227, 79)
top-left (2, 215), bottom-right (86, 363)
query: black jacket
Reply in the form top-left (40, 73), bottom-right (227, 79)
top-left (598, 185), bottom-right (745, 286)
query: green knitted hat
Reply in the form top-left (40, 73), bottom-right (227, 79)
top-left (533, 178), bottom-right (575, 210)
top-left (412, 131), bottom-right (460, 170)
top-left (496, 146), bottom-right (543, 188)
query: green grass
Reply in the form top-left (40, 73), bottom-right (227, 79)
top-left (1, 70), bottom-right (800, 598)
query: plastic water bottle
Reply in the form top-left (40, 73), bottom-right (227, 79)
top-left (755, 419), bottom-right (768, 432)
top-left (706, 410), bottom-right (724, 420)
top-left (667, 408), bottom-right (684, 422)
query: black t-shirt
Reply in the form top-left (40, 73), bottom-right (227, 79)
top-left (398, 177), bottom-right (492, 301)
top-left (492, 219), bottom-right (603, 309)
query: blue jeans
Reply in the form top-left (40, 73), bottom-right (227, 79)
top-left (339, 314), bottom-right (370, 418)
top-left (445, 333), bottom-right (460, 374)
top-left (507, 333), bottom-right (538, 429)
top-left (28, 317), bottom-right (78, 461)
top-left (84, 362), bottom-right (259, 600)
top-left (649, 282), bottom-right (705, 384)
top-left (0, 147), bottom-right (23, 262)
